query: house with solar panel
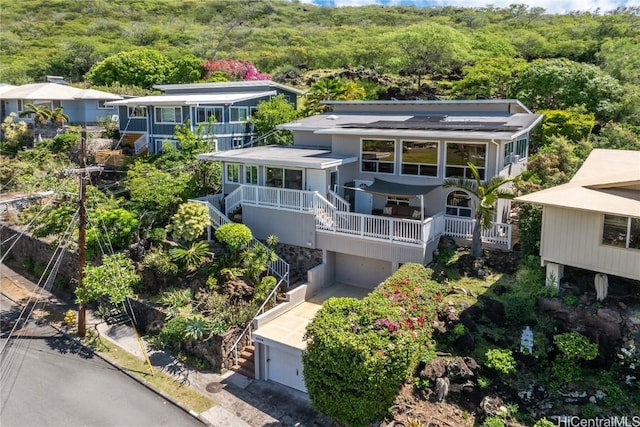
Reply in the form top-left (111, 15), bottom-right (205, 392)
top-left (194, 99), bottom-right (542, 392)
top-left (106, 81), bottom-right (304, 155)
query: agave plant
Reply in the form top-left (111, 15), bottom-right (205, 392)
top-left (169, 240), bottom-right (212, 272)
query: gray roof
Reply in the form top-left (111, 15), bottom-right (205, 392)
top-left (279, 107), bottom-right (542, 142)
top-left (196, 145), bottom-right (357, 169)
top-left (154, 80), bottom-right (305, 95)
top-left (107, 91), bottom-right (276, 107)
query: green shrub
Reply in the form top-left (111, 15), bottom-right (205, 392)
top-left (482, 416), bottom-right (505, 427)
top-left (146, 227), bottom-right (167, 244)
top-left (563, 295), bottom-right (579, 307)
top-left (581, 403), bottom-right (598, 418)
top-left (554, 332), bottom-right (598, 361)
top-left (303, 263), bottom-right (444, 427)
top-left (533, 418), bottom-right (555, 427)
top-left (453, 323), bottom-right (466, 337)
top-left (552, 332), bottom-right (598, 382)
top-left (504, 293), bottom-right (535, 324)
top-left (477, 375), bottom-right (492, 389)
top-left (485, 348), bottom-right (517, 375)
top-left (143, 247), bottom-right (179, 277)
top-left (166, 202), bottom-right (210, 243)
top-left (215, 223), bottom-right (252, 254)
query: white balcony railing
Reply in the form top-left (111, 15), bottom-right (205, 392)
top-left (444, 216), bottom-right (512, 249)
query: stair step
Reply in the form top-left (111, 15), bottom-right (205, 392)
top-left (240, 349), bottom-right (254, 359)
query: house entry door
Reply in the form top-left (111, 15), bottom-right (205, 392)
top-left (354, 180), bottom-right (373, 214)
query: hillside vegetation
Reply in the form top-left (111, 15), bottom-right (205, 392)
top-left (1, 0), bottom-right (639, 91)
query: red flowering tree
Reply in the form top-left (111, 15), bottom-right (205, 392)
top-left (202, 59), bottom-right (270, 81)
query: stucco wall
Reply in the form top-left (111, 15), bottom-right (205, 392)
top-left (334, 252), bottom-right (391, 288)
top-left (242, 205), bottom-right (316, 248)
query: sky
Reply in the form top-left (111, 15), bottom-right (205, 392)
top-left (299, 0), bottom-right (639, 14)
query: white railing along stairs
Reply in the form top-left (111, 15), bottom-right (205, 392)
top-left (192, 197), bottom-right (290, 287)
top-left (230, 272), bottom-right (289, 369)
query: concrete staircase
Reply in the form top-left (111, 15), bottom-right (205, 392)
top-left (231, 344), bottom-right (255, 378)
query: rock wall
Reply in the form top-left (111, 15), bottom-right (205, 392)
top-left (274, 242), bottom-right (323, 285)
top-left (0, 223), bottom-right (79, 285)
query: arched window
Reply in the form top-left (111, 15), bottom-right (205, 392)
top-left (446, 191), bottom-right (473, 218)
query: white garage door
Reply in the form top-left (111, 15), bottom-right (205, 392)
top-left (266, 346), bottom-right (306, 392)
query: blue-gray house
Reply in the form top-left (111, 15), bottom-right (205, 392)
top-left (0, 82), bottom-right (122, 125)
top-left (107, 80), bottom-right (304, 154)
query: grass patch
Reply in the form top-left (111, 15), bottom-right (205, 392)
top-left (94, 336), bottom-right (215, 413)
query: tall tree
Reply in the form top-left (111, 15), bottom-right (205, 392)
top-left (85, 48), bottom-right (171, 89)
top-left (443, 163), bottom-right (515, 258)
top-left (249, 94), bottom-right (299, 145)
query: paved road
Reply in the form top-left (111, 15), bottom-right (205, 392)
top-left (0, 271), bottom-right (204, 427)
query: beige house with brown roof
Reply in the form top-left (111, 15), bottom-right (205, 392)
top-left (516, 149), bottom-right (640, 287)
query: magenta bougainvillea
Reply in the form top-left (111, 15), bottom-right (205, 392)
top-left (202, 59), bottom-right (270, 81)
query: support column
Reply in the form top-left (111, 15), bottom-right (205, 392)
top-left (545, 262), bottom-right (564, 289)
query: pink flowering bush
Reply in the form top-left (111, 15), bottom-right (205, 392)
top-left (202, 59), bottom-right (270, 81)
top-left (303, 263), bottom-right (445, 426)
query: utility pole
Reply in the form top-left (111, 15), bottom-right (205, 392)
top-left (63, 129), bottom-right (101, 338)
top-left (77, 129), bottom-right (87, 338)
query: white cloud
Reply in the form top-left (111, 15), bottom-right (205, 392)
top-left (298, 0), bottom-right (639, 14)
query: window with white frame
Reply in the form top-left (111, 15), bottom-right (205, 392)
top-left (226, 163), bottom-right (240, 183)
top-left (129, 106), bottom-right (147, 118)
top-left (266, 167), bottom-right (302, 189)
top-left (361, 139), bottom-right (395, 174)
top-left (17, 100), bottom-right (23, 113)
top-left (245, 165), bottom-right (258, 185)
top-left (445, 142), bottom-right (486, 180)
top-left (401, 140), bottom-right (438, 176)
top-left (503, 141), bottom-right (514, 165)
top-left (602, 215), bottom-right (640, 249)
top-left (446, 191), bottom-right (473, 218)
top-left (232, 137), bottom-right (243, 149)
top-left (195, 106), bottom-right (223, 124)
top-left (230, 106), bottom-right (249, 122)
top-left (97, 99), bottom-right (114, 109)
top-left (155, 106), bottom-right (182, 124)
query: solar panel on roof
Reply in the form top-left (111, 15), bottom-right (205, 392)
top-left (339, 118), bottom-right (519, 132)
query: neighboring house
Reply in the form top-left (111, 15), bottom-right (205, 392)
top-left (107, 80), bottom-right (304, 155)
top-left (516, 149), bottom-right (640, 288)
top-left (0, 82), bottom-right (122, 125)
top-left (193, 99), bottom-right (541, 392)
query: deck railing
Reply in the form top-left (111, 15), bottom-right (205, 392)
top-left (192, 198), bottom-right (290, 286)
top-left (328, 189), bottom-right (350, 212)
top-left (444, 216), bottom-right (512, 249)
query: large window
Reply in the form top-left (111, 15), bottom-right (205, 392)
top-left (401, 140), bottom-right (438, 177)
top-left (129, 106), bottom-right (147, 118)
top-left (245, 165), bottom-right (258, 185)
top-left (266, 167), bottom-right (302, 189)
top-left (230, 106), bottom-right (249, 122)
top-left (155, 106), bottom-right (182, 124)
top-left (361, 139), bottom-right (395, 174)
top-left (602, 215), bottom-right (640, 249)
top-left (503, 141), bottom-right (514, 165)
top-left (445, 142), bottom-right (486, 179)
top-left (226, 163), bottom-right (240, 183)
top-left (195, 106), bottom-right (222, 124)
top-left (446, 191), bottom-right (473, 218)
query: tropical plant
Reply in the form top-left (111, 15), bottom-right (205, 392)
top-left (166, 202), bottom-right (210, 243)
top-left (49, 107), bottom-right (70, 128)
top-left (75, 253), bottom-right (141, 306)
top-left (303, 78), bottom-right (366, 115)
top-left (19, 103), bottom-right (52, 141)
top-left (0, 113), bottom-right (31, 155)
top-left (169, 240), bottom-right (212, 272)
top-left (215, 223), bottom-right (252, 255)
top-left (552, 332), bottom-right (598, 382)
top-left (85, 48), bottom-right (172, 89)
top-left (485, 348), bottom-right (517, 375)
top-left (248, 94), bottom-right (299, 146)
top-left (443, 162), bottom-right (515, 258)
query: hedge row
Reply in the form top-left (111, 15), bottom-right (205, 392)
top-left (302, 263), bottom-right (445, 426)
